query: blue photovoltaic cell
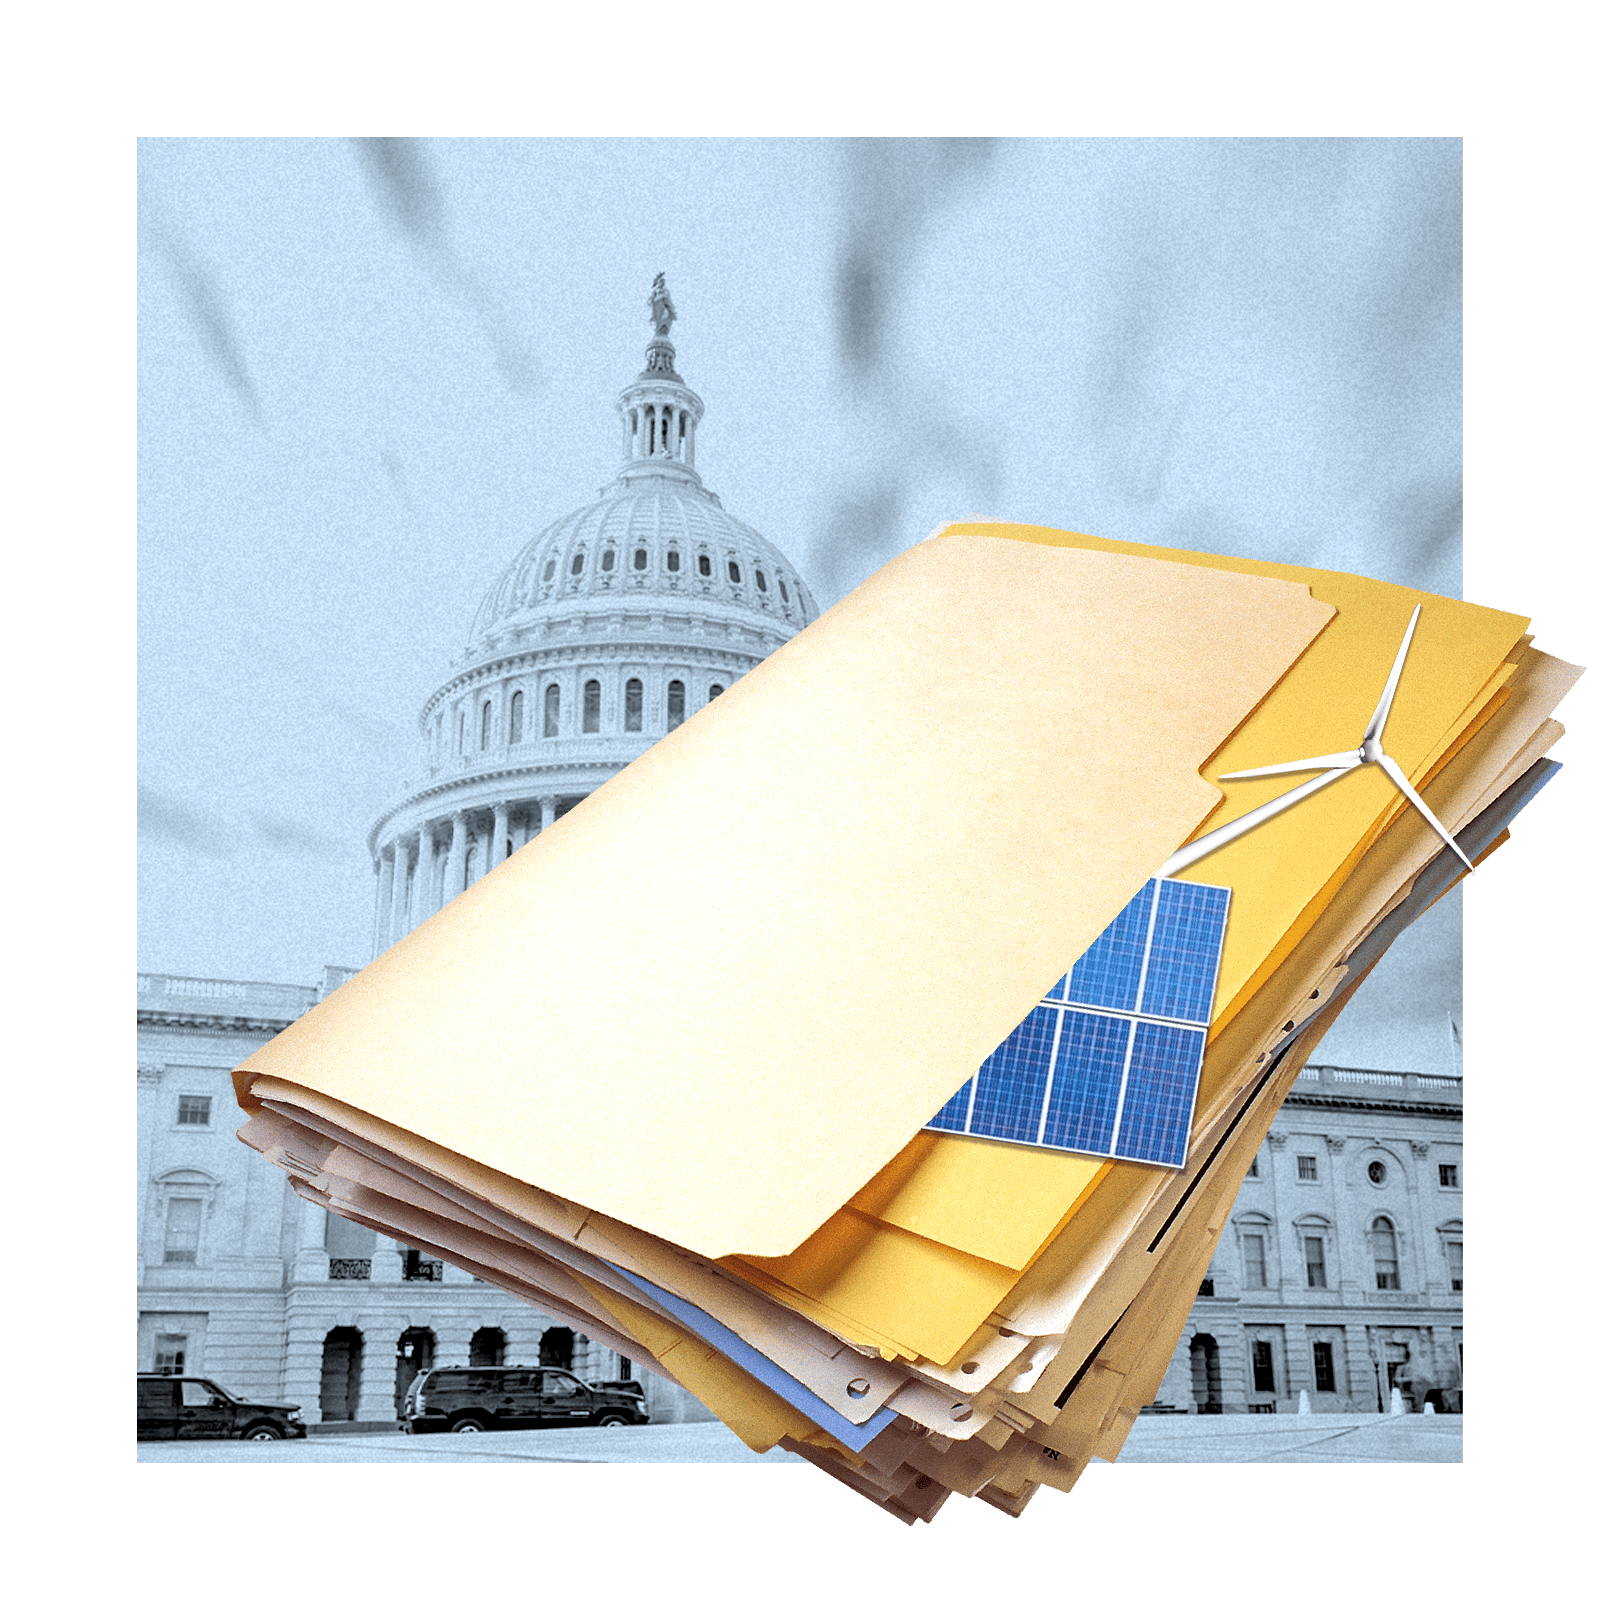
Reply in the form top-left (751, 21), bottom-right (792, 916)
top-left (1140, 882), bottom-right (1230, 1023)
top-left (928, 877), bottom-right (1230, 1168)
top-left (1040, 1010), bottom-right (1129, 1155)
top-left (927, 1077), bottom-right (971, 1132)
top-left (968, 1006), bottom-right (1059, 1142)
top-left (1063, 879), bottom-right (1155, 1010)
top-left (1113, 1022), bottom-right (1206, 1165)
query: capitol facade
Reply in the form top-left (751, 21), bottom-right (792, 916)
top-left (136, 289), bottom-right (1462, 1431)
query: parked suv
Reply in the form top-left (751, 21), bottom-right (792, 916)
top-left (138, 1374), bottom-right (306, 1441)
top-left (401, 1366), bottom-right (649, 1434)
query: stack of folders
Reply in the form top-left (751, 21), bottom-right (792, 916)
top-left (234, 525), bottom-right (1579, 1524)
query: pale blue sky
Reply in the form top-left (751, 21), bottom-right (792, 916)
top-left (138, 136), bottom-right (1465, 1072)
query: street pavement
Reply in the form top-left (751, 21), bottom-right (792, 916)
top-left (137, 1412), bottom-right (1459, 1466)
top-left (1110, 1411), bottom-right (1462, 1464)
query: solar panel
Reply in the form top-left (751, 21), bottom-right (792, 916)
top-left (927, 877), bottom-right (1230, 1168)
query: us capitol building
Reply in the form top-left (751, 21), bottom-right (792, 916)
top-left (136, 285), bottom-right (1463, 1430)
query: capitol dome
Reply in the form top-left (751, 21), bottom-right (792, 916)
top-left (366, 283), bottom-right (817, 955)
top-left (468, 483), bottom-right (813, 649)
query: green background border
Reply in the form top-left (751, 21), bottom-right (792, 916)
top-left (15, 6), bottom-right (1587, 1593)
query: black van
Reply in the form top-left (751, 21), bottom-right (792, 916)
top-left (138, 1374), bottom-right (307, 1441)
top-left (400, 1366), bottom-right (649, 1433)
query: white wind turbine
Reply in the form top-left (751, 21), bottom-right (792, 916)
top-left (1160, 605), bottom-right (1476, 878)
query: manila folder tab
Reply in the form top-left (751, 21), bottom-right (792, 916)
top-left (233, 536), bottom-right (1332, 1260)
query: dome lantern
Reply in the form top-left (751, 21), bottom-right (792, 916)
top-left (614, 273), bottom-right (706, 489)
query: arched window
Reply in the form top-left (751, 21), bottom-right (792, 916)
top-left (708, 683), bottom-right (724, 702)
top-left (583, 679), bottom-right (600, 733)
top-left (1370, 1216), bottom-right (1400, 1289)
top-left (633, 547), bottom-right (648, 570)
top-left (779, 578), bottom-right (789, 602)
top-left (571, 551), bottom-right (585, 576)
top-left (509, 690), bottom-right (524, 744)
top-left (698, 553), bottom-right (712, 576)
top-left (480, 700), bottom-right (491, 749)
top-left (624, 678), bottom-right (643, 733)
top-left (667, 679), bottom-right (685, 731)
top-left (601, 548), bottom-right (615, 572)
top-left (755, 568), bottom-right (767, 592)
top-left (543, 683), bottom-right (560, 738)
top-left (543, 559), bottom-right (556, 582)
top-left (469, 1327), bottom-right (506, 1367)
top-left (667, 549), bottom-right (681, 573)
top-left (728, 560), bottom-right (742, 584)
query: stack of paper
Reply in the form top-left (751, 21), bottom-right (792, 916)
top-left (234, 525), bottom-right (1578, 1523)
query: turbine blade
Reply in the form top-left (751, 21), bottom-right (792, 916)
top-left (1365, 603), bottom-right (1423, 745)
top-left (1160, 766), bottom-right (1351, 876)
top-left (1375, 753), bottom-right (1475, 872)
top-left (1218, 750), bottom-right (1363, 781)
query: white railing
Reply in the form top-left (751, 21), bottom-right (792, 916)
top-left (1298, 1065), bottom-right (1461, 1092)
top-left (138, 973), bottom-right (317, 1011)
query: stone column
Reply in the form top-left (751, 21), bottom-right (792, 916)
top-left (136, 1068), bottom-right (165, 1280)
top-left (538, 796), bottom-right (556, 833)
top-left (390, 836), bottom-right (414, 946)
top-left (446, 811), bottom-right (469, 902)
top-left (490, 803), bottom-right (509, 873)
top-left (356, 1321), bottom-right (403, 1425)
top-left (369, 858), bottom-right (384, 957)
top-left (373, 848), bottom-right (395, 958)
top-left (368, 1229), bottom-right (403, 1283)
top-left (292, 1193), bottom-right (331, 1284)
top-left (414, 824), bottom-right (436, 927)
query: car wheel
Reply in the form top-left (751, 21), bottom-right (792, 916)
top-left (597, 1414), bottom-right (630, 1428)
top-left (449, 1415), bottom-right (489, 1434)
top-left (241, 1423), bottom-right (283, 1442)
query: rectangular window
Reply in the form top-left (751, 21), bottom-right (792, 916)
top-left (1446, 1239), bottom-right (1463, 1292)
top-left (1297, 1154), bottom-right (1318, 1181)
top-left (1304, 1235), bottom-right (1327, 1288)
top-left (1312, 1341), bottom-right (1337, 1392)
top-left (1242, 1233), bottom-right (1267, 1289)
top-left (1251, 1340), bottom-right (1275, 1392)
top-left (1438, 1163), bottom-right (1459, 1188)
top-left (176, 1094), bottom-right (211, 1126)
top-left (163, 1198), bottom-right (201, 1264)
top-left (1197, 1278), bottom-right (1215, 1297)
top-left (154, 1341), bottom-right (186, 1376)
top-left (1247, 1156), bottom-right (1260, 1178)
